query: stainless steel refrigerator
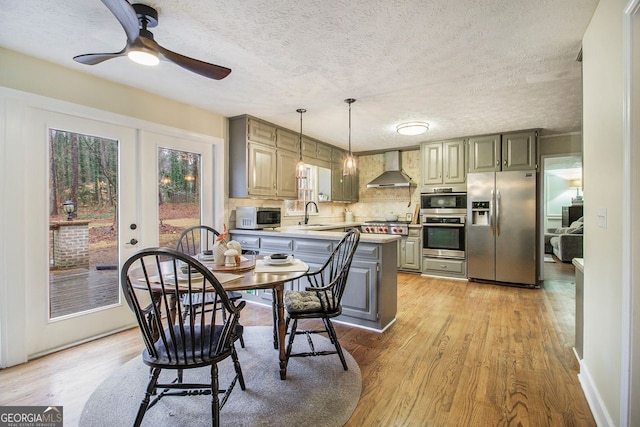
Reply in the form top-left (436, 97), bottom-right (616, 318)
top-left (467, 170), bottom-right (538, 287)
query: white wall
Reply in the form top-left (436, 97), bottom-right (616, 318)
top-left (581, 0), bottom-right (626, 425)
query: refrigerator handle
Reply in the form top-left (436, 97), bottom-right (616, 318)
top-left (490, 189), bottom-right (494, 236)
top-left (496, 189), bottom-right (501, 236)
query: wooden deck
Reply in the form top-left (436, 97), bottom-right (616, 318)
top-left (49, 268), bottom-right (119, 318)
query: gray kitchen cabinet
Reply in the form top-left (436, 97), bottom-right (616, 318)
top-left (342, 258), bottom-right (378, 321)
top-left (302, 136), bottom-right (317, 160)
top-left (276, 128), bottom-right (299, 153)
top-left (501, 131), bottom-right (537, 171)
top-left (229, 230), bottom-right (396, 330)
top-left (423, 257), bottom-right (466, 278)
top-left (399, 227), bottom-right (421, 271)
top-left (316, 142), bottom-right (332, 162)
top-left (248, 118), bottom-right (276, 146)
top-left (468, 131), bottom-right (537, 173)
top-left (230, 114), bottom-right (361, 200)
top-left (421, 139), bottom-right (466, 188)
top-left (331, 159), bottom-right (359, 203)
top-left (276, 149), bottom-right (298, 198)
top-left (229, 115), bottom-right (298, 199)
top-left (247, 142), bottom-right (277, 197)
top-left (468, 134), bottom-right (501, 173)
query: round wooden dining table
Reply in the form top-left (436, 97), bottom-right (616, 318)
top-left (132, 256), bottom-right (308, 380)
top-left (209, 262), bottom-right (309, 380)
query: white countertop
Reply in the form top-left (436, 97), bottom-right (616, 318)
top-left (231, 223), bottom-right (401, 244)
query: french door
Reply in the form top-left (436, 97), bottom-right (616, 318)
top-left (23, 109), bottom-right (215, 358)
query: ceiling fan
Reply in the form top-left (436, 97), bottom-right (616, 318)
top-left (73, 0), bottom-right (231, 80)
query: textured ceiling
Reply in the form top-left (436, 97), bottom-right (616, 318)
top-left (0, 0), bottom-right (597, 152)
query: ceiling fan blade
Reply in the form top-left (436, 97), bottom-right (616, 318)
top-left (155, 44), bottom-right (231, 80)
top-left (73, 48), bottom-right (127, 65)
top-left (101, 0), bottom-right (139, 43)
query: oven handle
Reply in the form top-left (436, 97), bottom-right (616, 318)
top-left (422, 223), bottom-right (465, 228)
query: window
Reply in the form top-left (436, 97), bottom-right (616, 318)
top-left (285, 164), bottom-right (317, 215)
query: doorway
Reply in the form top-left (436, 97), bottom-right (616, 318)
top-left (541, 154), bottom-right (583, 274)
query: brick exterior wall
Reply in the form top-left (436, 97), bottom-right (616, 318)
top-left (51, 221), bottom-right (90, 270)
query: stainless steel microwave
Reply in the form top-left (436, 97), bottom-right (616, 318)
top-left (236, 206), bottom-right (281, 229)
top-left (420, 192), bottom-right (467, 215)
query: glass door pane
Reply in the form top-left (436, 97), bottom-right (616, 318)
top-left (48, 129), bottom-right (119, 319)
top-left (158, 148), bottom-right (201, 249)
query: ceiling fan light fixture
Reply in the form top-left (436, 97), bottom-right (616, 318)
top-left (127, 48), bottom-right (159, 66)
top-left (396, 122), bottom-right (429, 136)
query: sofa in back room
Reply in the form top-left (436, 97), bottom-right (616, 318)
top-left (544, 217), bottom-right (584, 262)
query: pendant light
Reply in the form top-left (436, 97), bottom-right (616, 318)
top-left (343, 98), bottom-right (357, 176)
top-left (295, 108), bottom-right (307, 178)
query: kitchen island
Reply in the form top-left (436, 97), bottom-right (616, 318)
top-left (230, 226), bottom-right (398, 331)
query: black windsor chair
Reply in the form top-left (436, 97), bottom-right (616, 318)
top-left (284, 228), bottom-right (360, 370)
top-left (175, 225), bottom-right (245, 347)
top-left (121, 247), bottom-right (246, 427)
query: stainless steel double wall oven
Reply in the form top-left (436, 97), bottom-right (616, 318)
top-left (420, 191), bottom-right (467, 276)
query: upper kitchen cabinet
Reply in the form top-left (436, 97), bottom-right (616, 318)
top-left (468, 131), bottom-right (537, 173)
top-left (501, 131), bottom-right (537, 171)
top-left (302, 136), bottom-right (317, 160)
top-left (276, 149), bottom-right (298, 198)
top-left (420, 139), bottom-right (466, 191)
top-left (276, 128), bottom-right (299, 153)
top-left (331, 148), bottom-right (359, 202)
top-left (229, 115), bottom-right (297, 199)
top-left (302, 137), bottom-right (331, 168)
top-left (316, 142), bottom-right (332, 163)
top-left (246, 143), bottom-right (277, 196)
top-left (247, 118), bottom-right (276, 146)
top-left (467, 134), bottom-right (501, 173)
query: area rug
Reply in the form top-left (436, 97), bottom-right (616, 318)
top-left (544, 255), bottom-right (556, 263)
top-left (80, 326), bottom-right (361, 427)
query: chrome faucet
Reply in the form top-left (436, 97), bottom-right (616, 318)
top-left (304, 201), bottom-right (318, 225)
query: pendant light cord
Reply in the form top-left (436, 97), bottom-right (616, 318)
top-left (296, 108), bottom-right (306, 162)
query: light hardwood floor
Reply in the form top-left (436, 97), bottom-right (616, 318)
top-left (0, 261), bottom-right (594, 426)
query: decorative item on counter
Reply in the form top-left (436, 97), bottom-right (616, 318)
top-left (345, 208), bottom-right (354, 222)
top-left (224, 249), bottom-right (239, 267)
top-left (213, 224), bottom-right (229, 265)
top-left (227, 240), bottom-right (242, 263)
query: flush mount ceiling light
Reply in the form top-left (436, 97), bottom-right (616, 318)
top-left (396, 122), bottom-right (429, 136)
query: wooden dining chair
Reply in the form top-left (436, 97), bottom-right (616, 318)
top-left (175, 225), bottom-right (245, 347)
top-left (284, 228), bottom-right (360, 370)
top-left (121, 247), bottom-right (245, 427)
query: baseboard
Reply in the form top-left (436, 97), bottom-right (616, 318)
top-left (578, 359), bottom-right (616, 427)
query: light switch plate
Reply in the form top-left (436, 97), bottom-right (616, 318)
top-left (597, 207), bottom-right (607, 228)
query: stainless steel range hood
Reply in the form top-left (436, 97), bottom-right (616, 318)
top-left (366, 151), bottom-right (417, 188)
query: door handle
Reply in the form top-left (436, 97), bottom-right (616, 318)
top-left (496, 190), bottom-right (501, 237)
top-left (489, 189), bottom-right (494, 236)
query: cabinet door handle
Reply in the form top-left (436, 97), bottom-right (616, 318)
top-left (440, 264), bottom-right (447, 269)
top-left (503, 160), bottom-right (507, 165)
top-left (496, 160), bottom-right (500, 166)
